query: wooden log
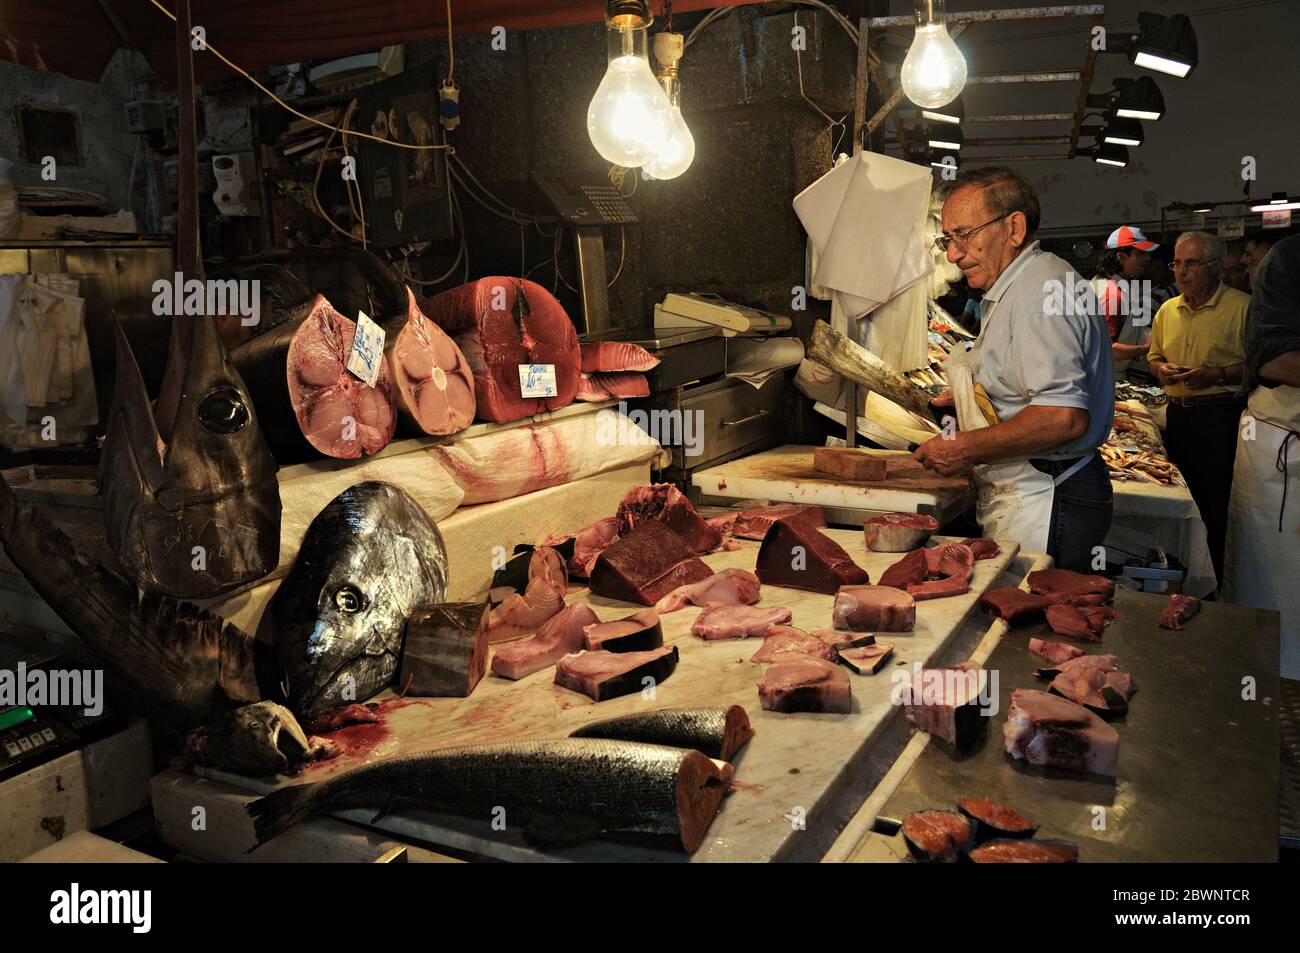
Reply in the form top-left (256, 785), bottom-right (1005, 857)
top-left (808, 320), bottom-right (935, 421)
top-left (399, 602), bottom-right (490, 697)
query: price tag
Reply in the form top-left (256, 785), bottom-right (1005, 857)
top-left (518, 363), bottom-right (558, 398)
top-left (346, 311), bottom-right (386, 388)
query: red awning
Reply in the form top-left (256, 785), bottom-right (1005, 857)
top-left (0, 0), bottom-right (757, 84)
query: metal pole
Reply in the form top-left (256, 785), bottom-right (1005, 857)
top-left (1068, 11), bottom-right (1106, 156)
top-left (867, 4), bottom-right (1105, 28)
top-left (965, 135), bottom-right (1073, 146)
top-left (959, 153), bottom-right (1075, 161)
top-left (175, 0), bottom-right (199, 280)
top-left (967, 71), bottom-right (1082, 84)
top-left (966, 113), bottom-right (1075, 122)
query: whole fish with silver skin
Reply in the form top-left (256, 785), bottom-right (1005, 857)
top-left (0, 472), bottom-right (323, 775)
top-left (246, 739), bottom-right (733, 852)
top-left (569, 705), bottom-right (755, 761)
top-left (271, 482), bottom-right (447, 725)
top-left (99, 313), bottom-right (281, 599)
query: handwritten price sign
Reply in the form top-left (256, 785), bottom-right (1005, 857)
top-left (347, 311), bottom-right (386, 388)
top-left (518, 363), bottom-right (558, 399)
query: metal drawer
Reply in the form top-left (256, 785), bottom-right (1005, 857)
top-left (643, 375), bottom-right (783, 471)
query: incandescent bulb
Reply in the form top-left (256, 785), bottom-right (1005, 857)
top-left (643, 106), bottom-right (695, 180)
top-left (901, 11), bottom-right (967, 109)
top-left (587, 23), bottom-right (673, 167)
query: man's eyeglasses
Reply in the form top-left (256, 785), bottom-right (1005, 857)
top-left (1171, 258), bottom-right (1213, 271)
top-left (934, 213), bottom-right (1010, 253)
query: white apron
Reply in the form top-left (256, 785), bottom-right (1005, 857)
top-left (949, 304), bottom-right (1093, 555)
top-left (1224, 384), bottom-right (1300, 678)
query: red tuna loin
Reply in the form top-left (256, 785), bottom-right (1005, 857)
top-left (554, 645), bottom-right (679, 702)
top-left (832, 585), bottom-right (916, 632)
top-left (979, 587), bottom-right (1055, 624)
top-left (1045, 604), bottom-right (1116, 642)
top-left (901, 811), bottom-right (971, 862)
top-left (576, 371), bottom-right (650, 402)
top-left (1158, 594), bottom-right (1200, 630)
top-left (1046, 655), bottom-right (1136, 715)
top-left (907, 543), bottom-right (975, 601)
top-left (487, 547), bottom-right (567, 643)
top-left (1027, 569), bottom-right (1115, 603)
top-left (1003, 688), bottom-right (1119, 776)
top-left (691, 604), bottom-right (793, 640)
top-left (878, 548), bottom-right (928, 590)
top-left (231, 293), bottom-right (397, 462)
top-left (580, 341), bottom-right (661, 373)
top-left (863, 512), bottom-right (938, 552)
top-left (750, 625), bottom-right (837, 663)
top-left (732, 503), bottom-right (827, 541)
top-left (902, 664), bottom-right (988, 748)
top-left (758, 657), bottom-right (851, 713)
top-left (755, 518), bottom-right (869, 594)
top-left (969, 839), bottom-right (1078, 863)
top-left (654, 568), bottom-right (761, 614)
top-left (384, 287), bottom-right (476, 435)
top-left (616, 484), bottom-right (721, 554)
top-left (589, 522), bottom-right (713, 606)
top-left (583, 608), bottom-right (664, 653)
top-left (491, 603), bottom-right (599, 680)
top-left (418, 277), bottom-right (580, 422)
top-left (962, 538), bottom-right (1002, 560)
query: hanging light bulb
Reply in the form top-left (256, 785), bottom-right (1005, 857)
top-left (587, 1), bottom-right (674, 168)
top-left (901, 0), bottom-right (967, 109)
top-left (643, 29), bottom-right (694, 179)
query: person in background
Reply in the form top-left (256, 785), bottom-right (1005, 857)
top-left (915, 167), bottom-right (1114, 573)
top-left (1102, 225), bottom-right (1160, 381)
top-left (1241, 229), bottom-right (1292, 289)
top-left (1222, 246), bottom-right (1251, 293)
top-left (1148, 244), bottom-right (1178, 310)
top-left (1224, 233), bottom-right (1300, 678)
top-left (1147, 231), bottom-right (1250, 583)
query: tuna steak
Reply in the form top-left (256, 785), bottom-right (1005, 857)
top-left (749, 625), bottom-right (838, 663)
top-left (569, 705), bottom-right (754, 761)
top-left (246, 738), bottom-right (732, 852)
top-left (969, 839), bottom-right (1079, 863)
top-left (832, 585), bottom-right (916, 632)
top-left (419, 277), bottom-right (580, 422)
top-left (271, 482), bottom-right (447, 724)
top-left (901, 810), bottom-right (971, 862)
top-left (1003, 688), bottom-right (1119, 776)
top-left (863, 513), bottom-right (938, 552)
top-left (758, 656), bottom-right (852, 713)
top-left (691, 604), bottom-right (793, 640)
top-left (1027, 569), bottom-right (1115, 603)
top-left (583, 608), bottom-right (664, 653)
top-left (554, 646), bottom-right (679, 702)
top-left (654, 569), bottom-right (761, 614)
top-left (383, 287), bottom-right (476, 435)
top-left (398, 602), bottom-right (489, 698)
top-left (100, 313), bottom-right (281, 599)
top-left (486, 547), bottom-right (567, 643)
top-left (980, 587), bottom-right (1055, 624)
top-left (1159, 594), bottom-right (1200, 630)
top-left (732, 503), bottom-right (826, 541)
top-left (231, 293), bottom-right (397, 462)
top-left (1045, 603), bottom-right (1116, 642)
top-left (580, 341), bottom-right (661, 373)
top-left (490, 603), bottom-right (599, 681)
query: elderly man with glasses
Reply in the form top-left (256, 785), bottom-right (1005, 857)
top-left (1147, 230), bottom-right (1250, 583)
top-left (914, 167), bottom-right (1114, 573)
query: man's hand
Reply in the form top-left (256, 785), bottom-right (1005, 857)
top-left (1170, 365), bottom-right (1221, 389)
top-left (930, 389), bottom-right (955, 408)
top-left (1154, 362), bottom-right (1189, 387)
top-left (914, 431), bottom-right (975, 477)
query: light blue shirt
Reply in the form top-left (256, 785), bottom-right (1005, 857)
top-left (972, 241), bottom-right (1115, 459)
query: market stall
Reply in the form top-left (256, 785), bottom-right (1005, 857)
top-left (0, 0), bottom-right (1292, 886)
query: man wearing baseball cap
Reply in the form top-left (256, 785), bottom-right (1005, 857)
top-left (1104, 225), bottom-right (1160, 379)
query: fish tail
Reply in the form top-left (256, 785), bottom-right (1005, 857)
top-left (245, 781), bottom-right (329, 849)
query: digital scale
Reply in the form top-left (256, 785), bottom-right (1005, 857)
top-left (0, 630), bottom-right (127, 783)
top-left (532, 170), bottom-right (641, 336)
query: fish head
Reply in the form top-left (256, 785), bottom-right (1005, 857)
top-left (100, 313), bottom-right (282, 599)
top-left (273, 482), bottom-right (447, 724)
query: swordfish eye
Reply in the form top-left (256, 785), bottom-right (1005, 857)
top-left (333, 584), bottom-right (367, 614)
top-left (197, 386), bottom-right (251, 433)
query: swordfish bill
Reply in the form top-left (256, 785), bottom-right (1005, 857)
top-left (808, 320), bottom-right (936, 421)
top-left (0, 471), bottom-right (267, 731)
top-left (99, 312), bottom-right (281, 599)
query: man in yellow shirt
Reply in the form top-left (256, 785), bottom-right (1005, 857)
top-left (1147, 230), bottom-right (1250, 583)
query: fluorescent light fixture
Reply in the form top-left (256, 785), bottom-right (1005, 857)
top-left (1094, 143), bottom-right (1129, 167)
top-left (922, 109), bottom-right (961, 124)
top-left (1130, 13), bottom-right (1197, 78)
top-left (1192, 205), bottom-right (1214, 213)
top-left (928, 149), bottom-right (959, 169)
top-left (1114, 76), bottom-right (1165, 120)
top-left (921, 97), bottom-right (963, 124)
top-left (925, 124), bottom-right (963, 151)
top-left (1251, 199), bottom-right (1300, 212)
top-left (1103, 118), bottom-right (1144, 146)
